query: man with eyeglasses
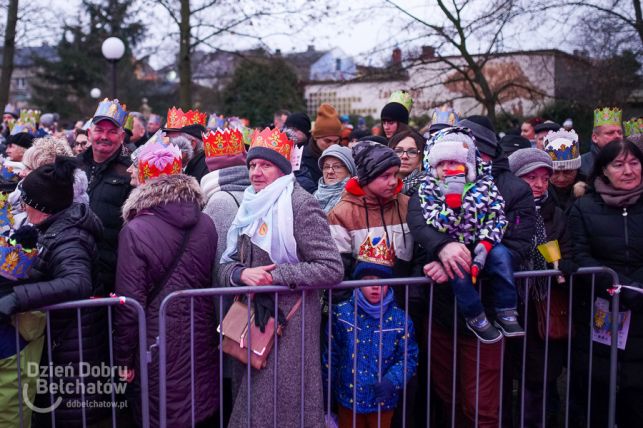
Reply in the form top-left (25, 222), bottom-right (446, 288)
top-left (78, 98), bottom-right (133, 294)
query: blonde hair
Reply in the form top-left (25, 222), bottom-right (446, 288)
top-left (22, 136), bottom-right (74, 170)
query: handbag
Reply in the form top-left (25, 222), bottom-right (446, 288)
top-left (218, 296), bottom-right (302, 370)
top-left (535, 287), bottom-right (573, 340)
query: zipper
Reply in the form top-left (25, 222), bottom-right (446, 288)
top-left (623, 207), bottom-right (630, 265)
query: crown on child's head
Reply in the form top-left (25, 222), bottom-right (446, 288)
top-left (431, 106), bottom-right (459, 127)
top-left (593, 107), bottom-right (622, 128)
top-left (250, 127), bottom-right (294, 161)
top-left (165, 107), bottom-right (207, 129)
top-left (202, 128), bottom-right (245, 158)
top-left (357, 235), bottom-right (396, 267)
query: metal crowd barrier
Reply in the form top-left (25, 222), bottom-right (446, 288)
top-left (155, 266), bottom-right (622, 428)
top-left (8, 296), bottom-right (149, 428)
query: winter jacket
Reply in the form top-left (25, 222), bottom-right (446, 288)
top-left (328, 177), bottom-right (413, 280)
top-left (15, 203), bottom-right (108, 427)
top-left (78, 146), bottom-right (133, 293)
top-left (579, 143), bottom-right (599, 179)
top-left (323, 291), bottom-right (418, 413)
top-left (115, 174), bottom-right (219, 427)
top-left (569, 189), bottom-right (643, 389)
top-left (295, 141), bottom-right (323, 193)
top-left (217, 182), bottom-right (343, 428)
top-left (185, 149), bottom-right (209, 183)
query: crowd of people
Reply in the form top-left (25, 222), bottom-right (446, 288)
top-left (0, 93), bottom-right (641, 428)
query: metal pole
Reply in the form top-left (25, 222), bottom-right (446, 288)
top-left (608, 290), bottom-right (620, 427)
top-left (111, 60), bottom-right (117, 99)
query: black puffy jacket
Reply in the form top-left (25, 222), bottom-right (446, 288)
top-left (295, 141), bottom-right (322, 194)
top-left (78, 147), bottom-right (133, 293)
top-left (14, 203), bottom-right (109, 426)
top-left (185, 149), bottom-right (209, 184)
top-left (569, 189), bottom-right (643, 389)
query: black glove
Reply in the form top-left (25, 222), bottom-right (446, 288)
top-left (373, 379), bottom-right (395, 404)
top-left (252, 294), bottom-right (286, 333)
top-left (558, 259), bottom-right (579, 275)
top-left (0, 292), bottom-right (18, 322)
top-left (619, 282), bottom-right (643, 312)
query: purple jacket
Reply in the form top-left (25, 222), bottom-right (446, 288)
top-left (114, 174), bottom-right (218, 427)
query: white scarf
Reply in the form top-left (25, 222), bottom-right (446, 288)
top-left (221, 173), bottom-right (299, 264)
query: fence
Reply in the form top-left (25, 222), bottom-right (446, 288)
top-left (155, 266), bottom-right (623, 428)
top-left (5, 296), bottom-right (150, 428)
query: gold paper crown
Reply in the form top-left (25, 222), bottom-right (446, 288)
top-left (357, 235), bottom-right (396, 267)
top-left (123, 114), bottom-right (134, 131)
top-left (202, 128), bottom-right (245, 158)
top-left (250, 127), bottom-right (294, 161)
top-left (624, 118), bottom-right (643, 137)
top-left (19, 109), bottom-right (40, 125)
top-left (166, 107), bottom-right (207, 129)
top-left (594, 107), bottom-right (622, 128)
top-left (389, 90), bottom-right (413, 113)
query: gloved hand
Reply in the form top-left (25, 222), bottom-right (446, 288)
top-left (252, 294), bottom-right (286, 333)
top-left (373, 379), bottom-right (396, 404)
top-left (558, 259), bottom-right (579, 275)
top-left (619, 282), bottom-right (643, 312)
top-left (440, 166), bottom-right (467, 209)
top-left (0, 292), bottom-right (18, 323)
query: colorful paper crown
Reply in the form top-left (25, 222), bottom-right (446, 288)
top-left (137, 131), bottom-right (182, 184)
top-left (203, 128), bottom-right (245, 158)
top-left (0, 194), bottom-right (14, 230)
top-left (357, 235), bottom-right (396, 267)
top-left (250, 127), bottom-right (294, 161)
top-left (624, 118), bottom-right (643, 137)
top-left (3, 103), bottom-right (19, 118)
top-left (93, 98), bottom-right (128, 127)
top-left (544, 129), bottom-right (581, 171)
top-left (0, 236), bottom-right (37, 280)
top-left (389, 90), bottom-right (413, 113)
top-left (9, 109), bottom-right (40, 136)
top-left (166, 107), bottom-right (207, 129)
top-left (207, 114), bottom-right (225, 130)
top-left (123, 114), bottom-right (134, 132)
top-left (594, 107), bottom-right (622, 128)
top-left (431, 106), bottom-right (459, 128)
top-left (0, 159), bottom-right (19, 182)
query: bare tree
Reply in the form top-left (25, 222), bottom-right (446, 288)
top-left (0, 0), bottom-right (18, 110)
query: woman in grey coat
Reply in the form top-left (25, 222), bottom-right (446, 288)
top-left (218, 128), bottom-right (344, 428)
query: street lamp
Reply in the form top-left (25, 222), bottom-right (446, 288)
top-left (90, 88), bottom-right (101, 99)
top-left (101, 37), bottom-right (125, 99)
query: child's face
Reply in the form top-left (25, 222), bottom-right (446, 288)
top-left (360, 281), bottom-right (389, 305)
top-left (435, 160), bottom-right (466, 180)
top-left (363, 166), bottom-right (400, 200)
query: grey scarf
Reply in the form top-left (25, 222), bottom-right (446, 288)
top-left (594, 177), bottom-right (643, 207)
top-left (314, 177), bottom-right (348, 213)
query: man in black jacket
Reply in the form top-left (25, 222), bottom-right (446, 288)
top-left (78, 99), bottom-right (133, 294)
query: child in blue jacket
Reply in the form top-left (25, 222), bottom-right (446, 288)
top-left (323, 235), bottom-right (418, 428)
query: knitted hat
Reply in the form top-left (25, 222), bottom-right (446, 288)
top-left (380, 102), bottom-right (409, 124)
top-left (312, 104), bottom-right (342, 138)
top-left (284, 112), bottom-right (312, 139)
top-left (426, 127), bottom-right (477, 182)
top-left (458, 116), bottom-right (497, 158)
top-left (508, 148), bottom-right (553, 177)
top-left (500, 134), bottom-right (531, 156)
top-left (21, 156), bottom-right (77, 214)
top-left (352, 141), bottom-right (401, 186)
top-left (358, 135), bottom-right (388, 145)
top-left (7, 133), bottom-right (34, 149)
top-left (318, 145), bottom-right (357, 177)
top-left (543, 129), bottom-right (581, 171)
top-left (246, 128), bottom-right (294, 175)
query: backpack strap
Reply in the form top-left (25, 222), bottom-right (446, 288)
top-left (223, 190), bottom-right (240, 208)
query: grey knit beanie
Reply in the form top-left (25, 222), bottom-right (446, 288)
top-left (508, 148), bottom-right (553, 177)
top-left (352, 141), bottom-right (401, 186)
top-left (318, 145), bottom-right (357, 177)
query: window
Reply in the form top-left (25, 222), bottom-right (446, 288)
top-left (335, 58), bottom-right (341, 71)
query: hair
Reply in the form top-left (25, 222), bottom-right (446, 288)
top-left (168, 134), bottom-right (195, 161)
top-left (380, 121), bottom-right (410, 140)
top-left (23, 136), bottom-right (74, 170)
top-left (274, 109), bottom-right (291, 117)
top-left (75, 129), bottom-right (87, 137)
top-left (591, 139), bottom-right (643, 184)
top-left (388, 129), bottom-right (426, 153)
top-left (526, 117), bottom-right (544, 127)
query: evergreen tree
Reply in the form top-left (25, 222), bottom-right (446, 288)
top-left (222, 56), bottom-right (306, 127)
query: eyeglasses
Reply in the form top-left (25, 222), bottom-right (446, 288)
top-left (322, 164), bottom-right (347, 172)
top-left (394, 148), bottom-right (420, 158)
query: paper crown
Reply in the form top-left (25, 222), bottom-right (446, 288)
top-left (389, 90), bottom-right (413, 113)
top-left (3, 103), bottom-right (19, 118)
top-left (624, 118), bottom-right (643, 137)
top-left (202, 128), bottom-right (245, 158)
top-left (250, 127), bottom-right (294, 161)
top-left (0, 235), bottom-right (37, 280)
top-left (93, 98), bottom-right (128, 127)
top-left (0, 194), bottom-right (14, 230)
top-left (9, 109), bottom-right (40, 136)
top-left (207, 114), bottom-right (225, 130)
top-left (544, 129), bottom-right (581, 170)
top-left (594, 107), bottom-right (622, 128)
top-left (123, 114), bottom-right (134, 131)
top-left (165, 107), bottom-right (207, 129)
top-left (0, 159), bottom-right (19, 182)
top-left (431, 106), bottom-right (459, 128)
top-left (357, 235), bottom-right (396, 267)
top-left (137, 131), bottom-right (182, 184)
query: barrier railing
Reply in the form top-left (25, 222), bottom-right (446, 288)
top-left (155, 266), bottom-right (622, 428)
top-left (7, 296), bottom-right (149, 428)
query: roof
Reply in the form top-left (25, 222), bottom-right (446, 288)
top-left (0, 45), bottom-right (58, 67)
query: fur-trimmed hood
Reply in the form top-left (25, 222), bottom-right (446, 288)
top-left (122, 174), bottom-right (204, 223)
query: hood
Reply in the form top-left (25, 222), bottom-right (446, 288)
top-left (343, 176), bottom-right (403, 207)
top-left (122, 174), bottom-right (204, 226)
top-left (40, 203), bottom-right (104, 241)
top-left (201, 165), bottom-right (250, 202)
top-left (490, 154), bottom-right (511, 176)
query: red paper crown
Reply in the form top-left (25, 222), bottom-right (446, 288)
top-left (137, 143), bottom-right (182, 184)
top-left (202, 128), bottom-right (245, 158)
top-left (166, 107), bottom-right (207, 129)
top-left (357, 235), bottom-right (396, 267)
top-left (250, 127), bottom-right (294, 161)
